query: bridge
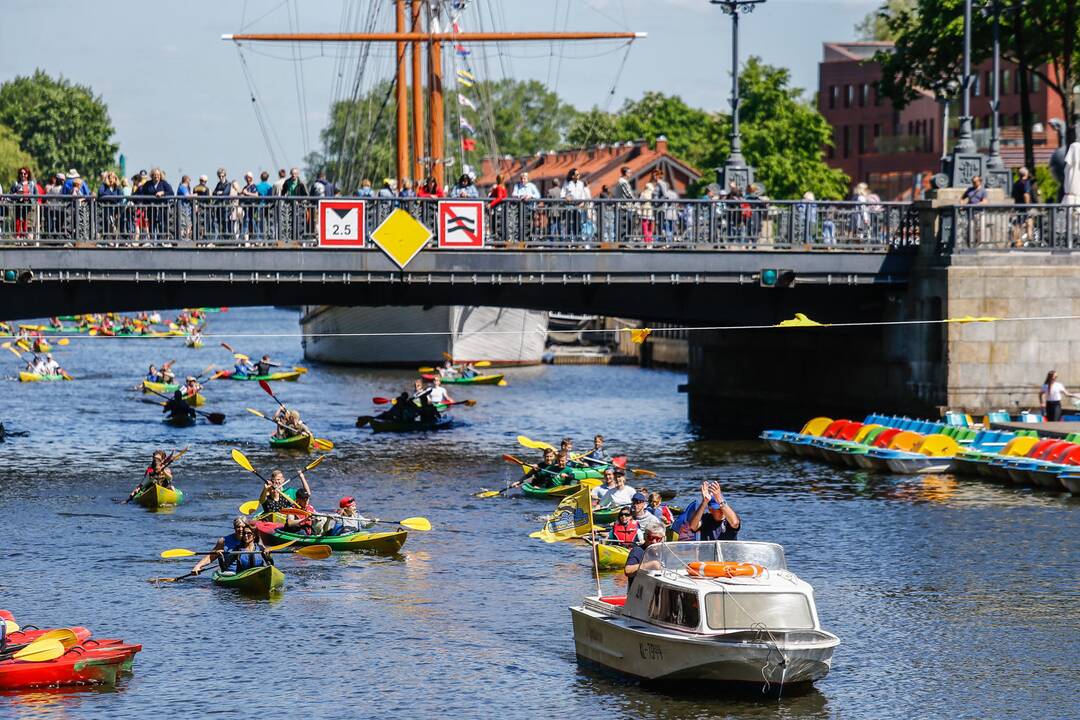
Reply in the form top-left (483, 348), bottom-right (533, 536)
top-left (1, 194), bottom-right (1072, 434)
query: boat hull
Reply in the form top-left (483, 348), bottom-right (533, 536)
top-left (255, 523), bottom-right (408, 554)
top-left (419, 373), bottom-right (504, 385)
top-left (884, 456), bottom-right (957, 474)
top-left (212, 565), bottom-right (284, 597)
top-left (570, 606), bottom-right (837, 686)
top-left (269, 434), bottom-right (313, 451)
top-left (133, 483), bottom-right (183, 508)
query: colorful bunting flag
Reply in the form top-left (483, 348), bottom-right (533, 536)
top-left (456, 68), bottom-right (475, 87)
top-left (459, 117), bottom-right (476, 134)
top-left (462, 138), bottom-right (477, 151)
top-left (457, 93), bottom-right (477, 111)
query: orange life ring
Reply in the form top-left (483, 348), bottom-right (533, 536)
top-left (687, 561), bottom-right (765, 579)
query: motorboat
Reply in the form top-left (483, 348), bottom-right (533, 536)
top-left (570, 541), bottom-right (839, 690)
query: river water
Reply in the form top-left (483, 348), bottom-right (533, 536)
top-left (0, 306), bottom-right (1076, 719)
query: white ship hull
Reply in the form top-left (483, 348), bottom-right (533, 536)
top-left (300, 305), bottom-right (548, 367)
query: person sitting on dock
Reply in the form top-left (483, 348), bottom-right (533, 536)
top-left (609, 508), bottom-right (641, 546)
top-left (597, 470), bottom-right (636, 509)
top-left (629, 493), bottom-right (667, 537)
top-left (687, 481), bottom-right (740, 541)
top-left (234, 355), bottom-right (256, 377)
top-left (126, 450), bottom-right (174, 501)
top-left (624, 525), bottom-right (666, 591)
top-left (163, 390), bottom-right (196, 422)
top-left (426, 376), bottom-right (454, 406)
top-left (191, 517), bottom-right (261, 575)
top-left (254, 354), bottom-right (279, 376)
top-left (579, 434), bottom-right (611, 467)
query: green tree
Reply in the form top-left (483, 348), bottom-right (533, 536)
top-left (0, 70), bottom-right (117, 180)
top-left (565, 107), bottom-right (620, 148)
top-left (308, 80), bottom-right (397, 192)
top-left (855, 0), bottom-right (918, 41)
top-left (0, 124), bottom-right (37, 185)
top-left (611, 92), bottom-right (720, 172)
top-left (459, 79), bottom-right (578, 158)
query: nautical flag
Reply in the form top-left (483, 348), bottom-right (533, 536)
top-left (457, 93), bottom-right (476, 111)
top-left (459, 117), bottom-right (476, 134)
top-left (456, 44), bottom-right (471, 57)
top-left (461, 138), bottom-right (477, 151)
top-left (456, 68), bottom-right (475, 87)
top-left (529, 485), bottom-right (595, 543)
top-left (630, 328), bottom-right (653, 344)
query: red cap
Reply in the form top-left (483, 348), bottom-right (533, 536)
top-left (339, 496), bottom-right (355, 508)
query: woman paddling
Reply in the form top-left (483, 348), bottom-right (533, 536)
top-left (1039, 370), bottom-right (1079, 422)
top-left (259, 469), bottom-right (308, 516)
top-left (126, 450), bottom-right (174, 501)
top-left (190, 518), bottom-right (272, 576)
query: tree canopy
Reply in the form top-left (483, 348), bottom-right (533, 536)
top-left (0, 70), bottom-right (118, 181)
top-left (0, 124), bottom-right (37, 185)
top-left (855, 0), bottom-right (918, 41)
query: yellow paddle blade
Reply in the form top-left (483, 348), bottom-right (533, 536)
top-left (231, 448), bottom-right (255, 473)
top-left (580, 477), bottom-right (602, 489)
top-left (0, 342), bottom-right (9, 349)
top-left (88, 329), bottom-right (97, 336)
top-left (57, 338), bottom-right (70, 346)
top-left (418, 366), bottom-right (435, 373)
top-left (246, 407), bottom-right (266, 418)
top-left (13, 638), bottom-right (65, 662)
top-left (517, 435), bottom-right (555, 451)
top-left (234, 353), bottom-right (248, 360)
top-left (476, 490), bottom-right (502, 498)
top-left (265, 539), bottom-right (297, 552)
top-left (630, 468), bottom-right (658, 478)
top-left (161, 548), bottom-right (197, 558)
top-left (3, 619), bottom-right (19, 634)
top-left (398, 516), bottom-right (431, 531)
top-left (498, 380), bottom-right (508, 386)
top-left (474, 361), bottom-right (492, 367)
top-left (312, 438), bottom-right (334, 451)
top-left (294, 367), bottom-right (308, 374)
top-left (297, 544), bottom-right (332, 559)
top-left (31, 628), bottom-right (80, 650)
top-left (239, 500), bottom-right (261, 515)
top-left (305, 455), bottom-right (328, 471)
top-left (442, 352), bottom-right (453, 362)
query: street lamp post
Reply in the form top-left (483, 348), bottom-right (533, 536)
top-left (941, 0), bottom-right (988, 187)
top-left (983, 0), bottom-right (1012, 190)
top-left (711, 0), bottom-right (766, 193)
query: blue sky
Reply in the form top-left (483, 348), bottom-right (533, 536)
top-left (2, 0), bottom-right (878, 179)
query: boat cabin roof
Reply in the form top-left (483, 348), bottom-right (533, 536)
top-left (641, 540), bottom-right (788, 573)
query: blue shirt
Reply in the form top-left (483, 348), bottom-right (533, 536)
top-left (256, 181), bottom-right (272, 196)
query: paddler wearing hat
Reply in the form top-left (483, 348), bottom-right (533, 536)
top-left (183, 375), bottom-right (202, 398)
top-left (233, 353), bottom-right (256, 377)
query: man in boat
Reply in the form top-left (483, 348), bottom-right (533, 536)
top-left (254, 354), bottom-right (279, 376)
top-left (417, 395), bottom-right (441, 424)
top-left (323, 496), bottom-right (378, 535)
top-left (182, 376), bottom-right (202, 399)
top-left (624, 525), bottom-right (665, 591)
top-left (426, 376), bottom-right (454, 406)
top-left (234, 355), bottom-right (256, 377)
top-left (160, 362), bottom-right (176, 385)
top-left (190, 517), bottom-right (272, 576)
top-left (41, 354), bottom-right (62, 376)
top-left (687, 481), bottom-right (740, 541)
top-left (377, 392), bottom-right (412, 422)
top-left (597, 469), bottom-right (636, 509)
top-left (628, 493), bottom-right (667, 537)
top-left (579, 434), bottom-right (611, 467)
top-left (437, 359), bottom-right (459, 379)
top-left (126, 449), bottom-right (174, 501)
top-left (410, 378), bottom-right (430, 404)
top-left (283, 487), bottom-right (317, 534)
top-left (590, 467), bottom-right (618, 504)
top-left (26, 354), bottom-right (47, 375)
top-left (163, 390), bottom-right (196, 423)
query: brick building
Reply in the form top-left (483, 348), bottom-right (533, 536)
top-left (475, 137), bottom-right (702, 197)
top-left (819, 41), bottom-right (1064, 200)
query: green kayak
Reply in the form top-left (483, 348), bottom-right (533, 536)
top-left (212, 564), bottom-right (284, 597)
top-left (253, 521), bottom-right (407, 554)
top-left (521, 482), bottom-right (582, 499)
top-left (269, 434), bottom-right (313, 451)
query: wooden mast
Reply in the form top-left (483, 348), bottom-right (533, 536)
top-left (394, 0), bottom-right (409, 185)
top-left (222, 28), bottom-right (645, 190)
top-left (410, 0), bottom-right (425, 184)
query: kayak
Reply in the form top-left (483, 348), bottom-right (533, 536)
top-left (253, 521), bottom-right (408, 554)
top-left (269, 434), bottom-right (312, 451)
top-left (595, 541), bottom-right (631, 570)
top-left (132, 483), bottom-right (184, 509)
top-left (367, 417), bottom-right (453, 433)
top-left (420, 373), bottom-right (504, 385)
top-left (32, 340), bottom-right (51, 353)
top-left (219, 369), bottom-right (303, 382)
top-left (0, 649), bottom-right (129, 690)
top-left (18, 371), bottom-right (71, 382)
top-left (163, 414), bottom-right (197, 428)
top-left (212, 564), bottom-right (284, 598)
top-left (522, 482), bottom-right (582, 499)
top-left (186, 339), bottom-right (204, 349)
top-left (142, 381), bottom-right (205, 406)
top-left (82, 641), bottom-right (143, 672)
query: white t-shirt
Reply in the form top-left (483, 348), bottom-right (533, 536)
top-left (1043, 381), bottom-right (1067, 402)
top-left (633, 510), bottom-right (666, 535)
top-left (428, 386), bottom-right (449, 404)
top-left (598, 484), bottom-right (636, 508)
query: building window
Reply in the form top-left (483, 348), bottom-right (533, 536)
top-left (873, 123), bottom-right (881, 138)
top-left (829, 85), bottom-right (837, 109)
top-left (842, 126), bottom-right (850, 158)
top-left (1031, 72), bottom-right (1041, 92)
top-left (985, 71), bottom-right (993, 94)
top-left (844, 85), bottom-right (852, 108)
top-left (1002, 69), bottom-right (1011, 94)
top-left (860, 83), bottom-right (869, 107)
top-left (873, 82), bottom-right (883, 106)
top-left (928, 119), bottom-right (934, 152)
top-left (858, 125), bottom-right (866, 153)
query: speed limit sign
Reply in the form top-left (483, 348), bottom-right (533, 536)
top-left (318, 200), bottom-right (366, 248)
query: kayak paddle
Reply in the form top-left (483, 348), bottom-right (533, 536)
top-left (239, 500), bottom-right (261, 515)
top-left (5, 638), bottom-right (64, 663)
top-left (275, 508), bottom-right (431, 532)
top-left (373, 396), bottom-right (475, 408)
top-left (517, 435), bottom-right (556, 451)
top-left (231, 448), bottom-right (268, 483)
top-left (238, 454), bottom-right (330, 515)
top-left (475, 487), bottom-right (511, 498)
top-left (246, 408), bottom-right (334, 451)
top-left (258, 380), bottom-right (288, 410)
top-left (160, 544), bottom-right (327, 559)
top-left (0, 629), bottom-right (80, 658)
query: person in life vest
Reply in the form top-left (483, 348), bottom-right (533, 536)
top-left (608, 507), bottom-right (641, 546)
top-left (190, 517), bottom-right (271, 576)
top-left (624, 525), bottom-right (666, 592)
top-left (183, 376), bottom-right (202, 399)
top-left (126, 449), bottom-right (174, 501)
top-left (164, 390), bottom-right (196, 423)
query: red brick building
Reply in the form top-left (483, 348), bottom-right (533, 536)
top-left (475, 137), bottom-right (702, 197)
top-left (819, 41), bottom-right (1064, 200)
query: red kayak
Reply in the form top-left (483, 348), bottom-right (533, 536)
top-left (0, 648), bottom-right (130, 690)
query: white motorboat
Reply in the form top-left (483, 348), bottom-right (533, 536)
top-left (570, 541), bottom-right (839, 690)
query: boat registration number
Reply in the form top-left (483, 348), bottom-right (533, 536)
top-left (639, 642), bottom-right (663, 661)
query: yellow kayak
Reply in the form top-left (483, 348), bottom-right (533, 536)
top-left (594, 541), bottom-right (630, 570)
top-left (132, 483), bottom-right (184, 508)
top-left (19, 371), bottom-right (71, 382)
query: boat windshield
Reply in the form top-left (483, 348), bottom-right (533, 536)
top-left (642, 541), bottom-right (787, 573)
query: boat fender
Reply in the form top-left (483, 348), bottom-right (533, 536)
top-left (687, 561), bottom-right (765, 579)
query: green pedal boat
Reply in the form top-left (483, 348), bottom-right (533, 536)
top-left (253, 521), bottom-right (408, 553)
top-left (212, 564), bottom-right (284, 598)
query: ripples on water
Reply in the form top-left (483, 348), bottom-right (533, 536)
top-left (0, 307), bottom-right (1077, 719)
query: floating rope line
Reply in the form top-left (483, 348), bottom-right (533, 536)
top-left (10, 311), bottom-right (1080, 341)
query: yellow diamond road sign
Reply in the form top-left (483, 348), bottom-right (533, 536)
top-left (369, 209), bottom-right (433, 270)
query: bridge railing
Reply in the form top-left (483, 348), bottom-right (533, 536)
top-left (0, 195), bottom-right (919, 251)
top-left (948, 204), bottom-right (1080, 251)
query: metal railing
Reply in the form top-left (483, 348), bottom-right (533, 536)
top-left (949, 204), bottom-right (1080, 251)
top-left (0, 195), bottom-right (919, 251)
